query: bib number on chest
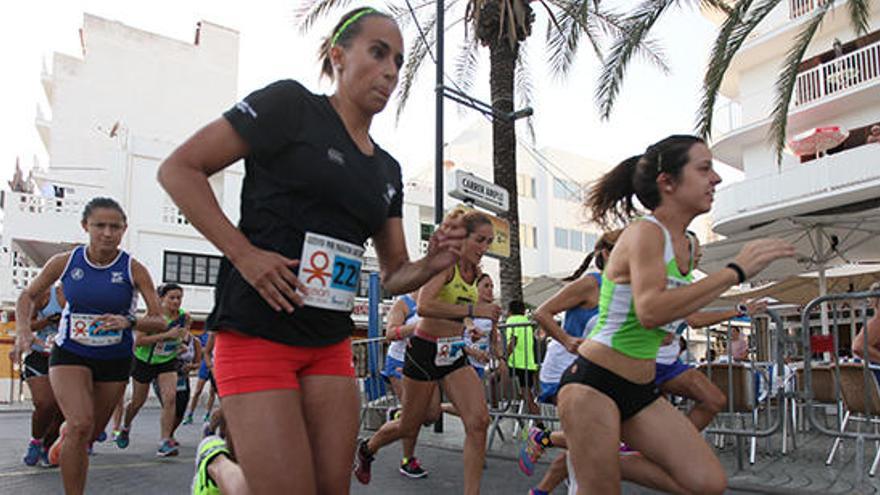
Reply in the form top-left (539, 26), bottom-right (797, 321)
top-left (155, 340), bottom-right (179, 357)
top-left (435, 337), bottom-right (467, 367)
top-left (69, 314), bottom-right (122, 347)
top-left (300, 233), bottom-right (365, 312)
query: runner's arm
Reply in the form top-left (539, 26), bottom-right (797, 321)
top-left (13, 253), bottom-right (70, 359)
top-left (533, 276), bottom-right (596, 353)
top-left (384, 298), bottom-right (416, 342)
top-left (372, 215), bottom-right (466, 296)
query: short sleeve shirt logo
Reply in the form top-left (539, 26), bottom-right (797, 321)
top-left (111, 272), bottom-right (125, 284)
top-left (71, 268), bottom-right (85, 281)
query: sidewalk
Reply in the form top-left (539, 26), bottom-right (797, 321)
top-left (380, 411), bottom-right (880, 495)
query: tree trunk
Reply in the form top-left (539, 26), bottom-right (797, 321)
top-left (488, 37), bottom-right (523, 308)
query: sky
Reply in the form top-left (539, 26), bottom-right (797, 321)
top-left (1, 0), bottom-right (744, 188)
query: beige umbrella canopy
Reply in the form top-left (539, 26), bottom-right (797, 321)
top-left (718, 264), bottom-right (880, 306)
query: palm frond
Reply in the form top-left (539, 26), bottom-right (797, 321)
top-left (395, 12), bottom-right (437, 121)
top-left (453, 39), bottom-right (482, 116)
top-left (580, 5), bottom-right (670, 74)
top-left (770, 1), bottom-right (833, 162)
top-left (847, 0), bottom-right (871, 35)
top-left (544, 0), bottom-right (600, 79)
top-left (595, 0), bottom-right (677, 120)
top-left (696, 0), bottom-right (758, 138)
top-left (515, 46), bottom-right (537, 143)
top-left (295, 0), bottom-right (354, 33)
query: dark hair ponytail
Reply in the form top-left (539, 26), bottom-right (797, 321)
top-left (587, 135), bottom-right (705, 228)
top-left (562, 229), bottom-right (623, 281)
top-left (587, 155), bottom-right (640, 229)
top-left (318, 7), bottom-right (394, 81)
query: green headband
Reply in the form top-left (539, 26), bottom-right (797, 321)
top-left (331, 8), bottom-right (377, 47)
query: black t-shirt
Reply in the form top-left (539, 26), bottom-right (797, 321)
top-left (208, 79), bottom-right (404, 347)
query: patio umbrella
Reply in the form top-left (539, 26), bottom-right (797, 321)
top-left (787, 126), bottom-right (849, 157)
top-left (718, 264), bottom-right (880, 306)
top-left (700, 206), bottom-right (880, 330)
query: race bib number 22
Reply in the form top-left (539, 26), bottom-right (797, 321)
top-left (299, 232), bottom-right (365, 312)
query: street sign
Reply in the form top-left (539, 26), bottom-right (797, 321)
top-left (449, 170), bottom-right (509, 214)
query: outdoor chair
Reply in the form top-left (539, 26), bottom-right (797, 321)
top-left (699, 362), bottom-right (761, 464)
top-left (826, 362), bottom-right (880, 476)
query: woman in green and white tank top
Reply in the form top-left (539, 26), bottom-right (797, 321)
top-left (556, 135), bottom-right (794, 495)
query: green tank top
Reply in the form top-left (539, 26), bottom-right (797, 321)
top-left (436, 264), bottom-right (479, 306)
top-left (134, 308), bottom-right (186, 365)
top-left (506, 314), bottom-right (538, 370)
top-left (587, 216), bottom-right (694, 360)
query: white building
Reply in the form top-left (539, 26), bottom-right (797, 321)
top-left (0, 14), bottom-right (242, 317)
top-left (400, 120), bottom-right (611, 287)
top-left (1, 14), bottom-right (611, 324)
top-left (706, 0), bottom-right (880, 235)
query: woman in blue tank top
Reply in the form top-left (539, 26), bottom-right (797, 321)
top-left (12, 197), bottom-right (165, 495)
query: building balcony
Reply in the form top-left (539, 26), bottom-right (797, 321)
top-left (794, 40), bottom-right (880, 107)
top-left (35, 104), bottom-right (51, 152)
top-left (711, 143), bottom-right (880, 235)
top-left (0, 192), bottom-right (89, 245)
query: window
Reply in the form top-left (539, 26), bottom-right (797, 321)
top-left (553, 179), bottom-right (583, 202)
top-left (519, 223), bottom-right (537, 249)
top-left (570, 230), bottom-right (584, 251)
top-left (583, 232), bottom-right (598, 252)
top-left (163, 251), bottom-right (223, 287)
top-left (554, 227), bottom-right (569, 249)
top-left (517, 174), bottom-right (535, 198)
top-left (420, 223), bottom-right (435, 241)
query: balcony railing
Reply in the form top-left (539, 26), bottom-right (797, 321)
top-left (789, 0), bottom-right (830, 19)
top-left (794, 41), bottom-right (880, 106)
top-left (2, 191), bottom-right (87, 216)
top-left (712, 144), bottom-right (880, 226)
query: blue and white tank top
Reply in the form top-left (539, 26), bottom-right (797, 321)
top-left (466, 317), bottom-right (494, 369)
top-left (33, 286), bottom-right (63, 354)
top-left (561, 272), bottom-right (602, 337)
top-left (387, 294), bottom-right (418, 362)
top-left (55, 246), bottom-right (137, 360)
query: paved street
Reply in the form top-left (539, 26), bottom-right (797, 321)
top-left (0, 407), bottom-right (712, 494)
top-left (2, 405), bottom-right (879, 494)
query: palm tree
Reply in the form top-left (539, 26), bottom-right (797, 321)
top-left (298, 0), bottom-right (664, 305)
top-left (596, 0), bottom-right (872, 161)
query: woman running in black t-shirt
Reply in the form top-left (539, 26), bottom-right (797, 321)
top-left (159, 7), bottom-right (465, 495)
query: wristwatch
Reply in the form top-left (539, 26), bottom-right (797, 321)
top-left (735, 303), bottom-right (748, 317)
top-left (126, 314), bottom-right (138, 328)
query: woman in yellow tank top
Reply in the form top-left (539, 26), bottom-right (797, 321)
top-left (354, 210), bottom-right (501, 495)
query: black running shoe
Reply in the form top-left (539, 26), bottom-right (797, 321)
top-left (399, 457), bottom-right (428, 479)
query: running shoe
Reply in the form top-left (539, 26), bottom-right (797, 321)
top-left (47, 422), bottom-right (67, 466)
top-left (169, 438), bottom-right (180, 448)
top-left (182, 413), bottom-right (194, 425)
top-left (386, 406), bottom-right (401, 423)
top-left (399, 457), bottom-right (427, 478)
top-left (115, 428), bottom-right (130, 449)
top-left (353, 438), bottom-right (374, 484)
top-left (191, 435), bottom-right (229, 495)
top-left (518, 427), bottom-right (549, 476)
top-left (38, 446), bottom-right (56, 468)
top-left (528, 490), bottom-right (550, 495)
top-left (157, 439), bottom-right (180, 457)
top-left (96, 430), bottom-right (107, 442)
top-left (112, 430), bottom-right (121, 441)
top-left (619, 443), bottom-right (640, 456)
top-left (87, 443), bottom-right (94, 456)
top-left (23, 439), bottom-right (42, 466)
top-left (202, 412), bottom-right (211, 423)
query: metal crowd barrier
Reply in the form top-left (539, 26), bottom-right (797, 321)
top-left (700, 309), bottom-right (790, 470)
top-left (801, 291), bottom-right (880, 483)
